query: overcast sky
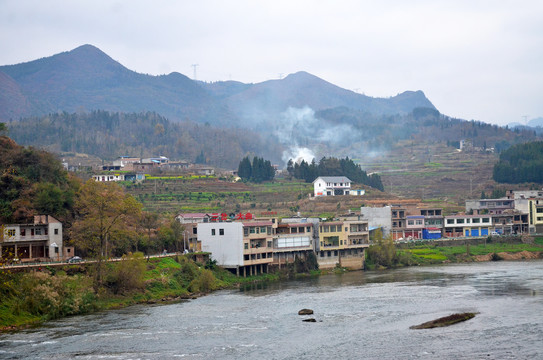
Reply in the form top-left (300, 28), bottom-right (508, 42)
top-left (1, 0), bottom-right (542, 125)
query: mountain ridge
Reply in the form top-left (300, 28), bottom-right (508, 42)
top-left (0, 45), bottom-right (435, 126)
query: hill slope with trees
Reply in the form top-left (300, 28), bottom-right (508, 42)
top-left (493, 141), bottom-right (543, 184)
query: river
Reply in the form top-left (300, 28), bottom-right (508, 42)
top-left (1, 260), bottom-right (542, 359)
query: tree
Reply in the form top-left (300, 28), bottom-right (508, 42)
top-left (71, 180), bottom-right (142, 285)
top-left (0, 123), bottom-right (6, 135)
top-left (238, 156), bottom-right (252, 180)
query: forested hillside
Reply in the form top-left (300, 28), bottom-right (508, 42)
top-left (288, 156), bottom-right (384, 191)
top-left (493, 141), bottom-right (543, 184)
top-left (0, 133), bottom-right (79, 223)
top-left (7, 111), bottom-right (283, 169)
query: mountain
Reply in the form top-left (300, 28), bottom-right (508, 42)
top-left (0, 45), bottom-right (435, 128)
top-left (200, 71), bottom-right (434, 127)
top-left (0, 45), bottom-right (227, 124)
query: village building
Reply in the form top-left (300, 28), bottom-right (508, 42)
top-left (317, 214), bottom-right (369, 270)
top-left (360, 206), bottom-right (392, 237)
top-left (444, 214), bottom-right (493, 238)
top-left (272, 221), bottom-right (314, 268)
top-left (313, 176), bottom-right (352, 197)
top-left (198, 220), bottom-right (274, 276)
top-left (1, 215), bottom-right (68, 262)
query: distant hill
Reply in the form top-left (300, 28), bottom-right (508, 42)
top-left (200, 71), bottom-right (435, 128)
top-left (0, 45), bottom-right (227, 124)
top-left (0, 45), bottom-right (434, 128)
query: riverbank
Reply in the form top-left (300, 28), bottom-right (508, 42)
top-left (2, 242), bottom-right (542, 332)
top-left (0, 254), bottom-right (280, 333)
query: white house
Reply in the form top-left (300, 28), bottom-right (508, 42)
top-left (313, 176), bottom-right (352, 197)
top-left (198, 220), bottom-right (274, 276)
top-left (92, 174), bottom-right (125, 182)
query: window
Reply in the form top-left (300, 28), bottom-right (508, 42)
top-left (291, 227), bottom-right (298, 233)
top-left (193, 227), bottom-right (197, 234)
top-left (472, 218), bottom-right (480, 223)
top-left (211, 229), bottom-right (216, 236)
top-left (7, 229), bottom-right (15, 237)
top-left (244, 228), bottom-right (249, 236)
top-left (20, 229), bottom-right (26, 236)
top-left (457, 219), bottom-right (464, 224)
top-left (416, 220), bottom-right (423, 225)
top-left (267, 241), bottom-right (272, 248)
top-left (447, 219), bottom-right (454, 225)
top-left (244, 243), bottom-right (248, 249)
top-left (330, 225), bottom-right (336, 232)
top-left (408, 220), bottom-right (414, 226)
top-left (219, 228), bottom-right (224, 235)
top-left (482, 218), bottom-right (490, 223)
top-left (250, 227), bottom-right (255, 234)
top-left (35, 228), bottom-right (42, 235)
top-left (299, 227), bottom-right (304, 233)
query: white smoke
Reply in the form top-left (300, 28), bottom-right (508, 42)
top-left (282, 146), bottom-right (315, 165)
top-left (276, 106), bottom-right (361, 167)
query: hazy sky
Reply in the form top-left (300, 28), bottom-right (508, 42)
top-left (1, 0), bottom-right (542, 125)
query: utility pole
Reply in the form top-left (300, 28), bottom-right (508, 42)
top-left (191, 64), bottom-right (199, 80)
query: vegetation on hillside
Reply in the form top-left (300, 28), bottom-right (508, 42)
top-left (493, 141), bottom-right (543, 183)
top-left (0, 133), bottom-right (79, 224)
top-left (288, 156), bottom-right (384, 191)
top-left (6, 111), bottom-right (284, 168)
top-left (237, 156), bottom-right (275, 183)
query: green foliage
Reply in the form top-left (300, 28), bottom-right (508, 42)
top-left (237, 156), bottom-right (275, 183)
top-left (493, 141), bottom-right (543, 183)
top-left (289, 156), bottom-right (384, 191)
top-left (105, 252), bottom-right (146, 294)
top-left (0, 136), bottom-right (78, 223)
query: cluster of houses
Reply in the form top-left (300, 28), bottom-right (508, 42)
top-left (361, 189), bottom-right (542, 241)
top-left (176, 212), bottom-right (370, 275)
top-left (3, 176), bottom-right (543, 272)
top-left (90, 156), bottom-right (215, 182)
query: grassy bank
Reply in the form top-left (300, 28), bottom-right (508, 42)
top-left (366, 237), bottom-right (543, 269)
top-left (0, 254), bottom-right (279, 332)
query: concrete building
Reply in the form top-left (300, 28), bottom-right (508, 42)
top-left (313, 176), bottom-right (352, 197)
top-left (317, 215), bottom-right (369, 270)
top-left (198, 220), bottom-right (274, 276)
top-left (1, 215), bottom-right (65, 262)
top-left (360, 206), bottom-right (392, 237)
top-left (465, 198), bottom-right (515, 215)
top-left (273, 221), bottom-right (314, 268)
top-left (444, 214), bottom-right (492, 237)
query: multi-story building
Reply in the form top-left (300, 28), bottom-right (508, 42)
top-left (198, 220), bottom-right (274, 276)
top-left (444, 214), bottom-right (492, 237)
top-left (492, 212), bottom-right (529, 235)
top-left (391, 206), bottom-right (407, 240)
top-left (313, 176), bottom-right (352, 197)
top-left (273, 221), bottom-right (314, 268)
top-left (318, 215), bottom-right (369, 270)
top-left (360, 206), bottom-right (392, 237)
top-left (1, 215), bottom-right (65, 261)
top-left (465, 198), bottom-right (515, 215)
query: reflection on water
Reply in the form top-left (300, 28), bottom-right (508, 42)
top-left (1, 260), bottom-right (542, 359)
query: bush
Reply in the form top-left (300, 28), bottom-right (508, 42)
top-left (188, 269), bottom-right (217, 293)
top-left (105, 252), bottom-right (146, 294)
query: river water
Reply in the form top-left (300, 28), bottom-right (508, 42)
top-left (1, 260), bottom-right (542, 359)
